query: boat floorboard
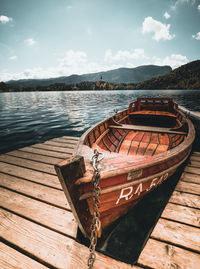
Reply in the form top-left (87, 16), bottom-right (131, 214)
top-left (1, 136), bottom-right (199, 268)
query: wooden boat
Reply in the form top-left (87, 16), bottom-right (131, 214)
top-left (55, 97), bottom-right (195, 238)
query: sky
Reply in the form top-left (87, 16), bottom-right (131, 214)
top-left (0, 0), bottom-right (200, 82)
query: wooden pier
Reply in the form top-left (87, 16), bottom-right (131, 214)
top-left (1, 136), bottom-right (200, 268)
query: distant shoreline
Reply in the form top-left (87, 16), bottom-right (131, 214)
top-left (0, 88), bottom-right (199, 93)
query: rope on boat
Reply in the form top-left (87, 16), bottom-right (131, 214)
top-left (88, 149), bottom-right (104, 269)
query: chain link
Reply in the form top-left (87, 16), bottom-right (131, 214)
top-left (88, 149), bottom-right (104, 269)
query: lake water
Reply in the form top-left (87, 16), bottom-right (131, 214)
top-left (0, 89), bottom-right (200, 154)
top-left (0, 89), bottom-right (200, 264)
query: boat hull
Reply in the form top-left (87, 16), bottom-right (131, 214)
top-left (80, 144), bottom-right (191, 236)
top-left (55, 98), bottom-right (195, 238)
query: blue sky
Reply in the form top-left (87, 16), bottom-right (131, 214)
top-left (0, 0), bottom-right (200, 81)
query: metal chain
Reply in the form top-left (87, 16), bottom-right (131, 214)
top-left (88, 149), bottom-right (104, 269)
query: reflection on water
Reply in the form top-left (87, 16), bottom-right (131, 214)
top-left (0, 89), bottom-right (200, 153)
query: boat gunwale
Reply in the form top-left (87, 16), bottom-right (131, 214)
top-left (74, 106), bottom-right (195, 184)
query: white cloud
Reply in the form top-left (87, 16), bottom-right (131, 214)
top-left (0, 15), bottom-right (13, 24)
top-left (24, 38), bottom-right (36, 46)
top-left (1, 50), bottom-right (105, 81)
top-left (192, 32), bottom-right (200, 40)
top-left (142, 17), bottom-right (175, 41)
top-left (171, 0), bottom-right (196, 10)
top-left (197, 4), bottom-right (200, 11)
top-left (9, 55), bottom-right (17, 60)
top-left (0, 50), bottom-right (188, 81)
top-left (153, 54), bottom-right (188, 68)
top-left (164, 12), bottom-right (171, 19)
top-left (104, 49), bottom-right (147, 62)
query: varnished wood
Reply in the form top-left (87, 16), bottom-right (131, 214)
top-left (109, 124), bottom-right (187, 135)
top-left (129, 110), bottom-right (177, 118)
top-left (58, 98), bottom-right (195, 238)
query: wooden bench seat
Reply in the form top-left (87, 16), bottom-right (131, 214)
top-left (109, 124), bottom-right (187, 135)
top-left (129, 110), bottom-right (177, 118)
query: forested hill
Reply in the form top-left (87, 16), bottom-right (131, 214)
top-left (135, 60), bottom-right (200, 90)
top-left (7, 65), bottom-right (171, 89)
top-left (1, 60), bottom-right (199, 92)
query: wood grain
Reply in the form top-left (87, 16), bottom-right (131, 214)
top-left (0, 173), bottom-right (69, 209)
top-left (0, 154), bottom-right (56, 174)
top-left (0, 188), bottom-right (77, 237)
top-left (0, 161), bottom-right (61, 189)
top-left (6, 149), bottom-right (64, 164)
top-left (0, 208), bottom-right (137, 269)
top-left (0, 242), bottom-right (48, 269)
top-left (180, 172), bottom-right (200, 184)
top-left (19, 146), bottom-right (71, 159)
top-left (151, 218), bottom-right (200, 252)
top-left (138, 238), bottom-right (200, 269)
top-left (161, 202), bottom-right (200, 227)
top-left (184, 166), bottom-right (200, 175)
top-left (169, 191), bottom-right (200, 209)
top-left (31, 143), bottom-right (75, 154)
top-left (175, 180), bottom-right (200, 195)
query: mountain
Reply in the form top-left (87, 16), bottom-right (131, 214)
top-left (0, 82), bottom-right (13, 92)
top-left (7, 65), bottom-right (172, 89)
top-left (135, 60), bottom-right (200, 90)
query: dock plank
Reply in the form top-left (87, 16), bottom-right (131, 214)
top-left (184, 166), bottom-right (200, 175)
top-left (0, 173), bottom-right (69, 210)
top-left (0, 242), bottom-right (48, 269)
top-left (6, 149), bottom-right (64, 164)
top-left (0, 154), bottom-right (56, 174)
top-left (193, 152), bottom-right (200, 157)
top-left (61, 136), bottom-right (80, 141)
top-left (0, 161), bottom-right (61, 189)
top-left (43, 140), bottom-right (77, 148)
top-left (31, 143), bottom-right (75, 154)
top-left (189, 160), bottom-right (200, 168)
top-left (46, 138), bottom-right (78, 145)
top-left (0, 208), bottom-right (136, 269)
top-left (0, 188), bottom-right (77, 238)
top-left (180, 172), bottom-right (200, 184)
top-left (190, 155), bottom-right (200, 162)
top-left (161, 202), bottom-right (200, 227)
top-left (138, 238), bottom-right (200, 269)
top-left (175, 180), bottom-right (200, 195)
top-left (19, 146), bottom-right (71, 159)
top-left (169, 191), bottom-right (200, 209)
top-left (151, 218), bottom-right (200, 252)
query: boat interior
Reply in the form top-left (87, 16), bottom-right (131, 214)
top-left (83, 98), bottom-right (188, 157)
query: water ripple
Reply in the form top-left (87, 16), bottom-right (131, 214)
top-left (0, 90), bottom-right (199, 153)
